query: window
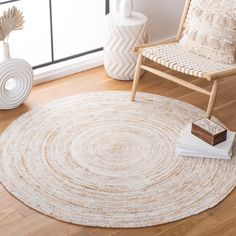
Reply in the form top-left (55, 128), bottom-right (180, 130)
top-left (0, 0), bottom-right (109, 69)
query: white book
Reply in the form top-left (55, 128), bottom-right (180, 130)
top-left (177, 124), bottom-right (235, 160)
top-left (178, 147), bottom-right (231, 160)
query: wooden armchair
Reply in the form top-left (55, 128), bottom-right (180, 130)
top-left (131, 0), bottom-right (236, 119)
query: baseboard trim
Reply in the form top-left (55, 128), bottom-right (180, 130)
top-left (33, 51), bottom-right (104, 85)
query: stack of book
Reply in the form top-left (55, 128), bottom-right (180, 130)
top-left (177, 123), bottom-right (235, 160)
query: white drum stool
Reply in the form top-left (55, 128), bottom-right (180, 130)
top-left (104, 12), bottom-right (148, 80)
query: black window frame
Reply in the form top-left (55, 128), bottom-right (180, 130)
top-left (0, 0), bottom-right (110, 69)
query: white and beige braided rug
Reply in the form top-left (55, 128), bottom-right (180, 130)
top-left (0, 91), bottom-right (236, 228)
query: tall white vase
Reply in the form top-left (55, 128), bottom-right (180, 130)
top-left (0, 42), bottom-right (34, 110)
top-left (3, 42), bottom-right (10, 60)
top-left (119, 0), bottom-right (133, 18)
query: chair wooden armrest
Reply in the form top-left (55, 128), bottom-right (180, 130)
top-left (209, 68), bottom-right (236, 80)
top-left (133, 38), bottom-right (178, 52)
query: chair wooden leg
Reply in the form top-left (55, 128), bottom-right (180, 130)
top-left (206, 80), bottom-right (219, 119)
top-left (131, 54), bottom-right (143, 101)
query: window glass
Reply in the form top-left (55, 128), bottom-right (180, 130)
top-left (0, 0), bottom-right (51, 66)
top-left (0, 0), bottom-right (107, 68)
top-left (52, 0), bottom-right (105, 60)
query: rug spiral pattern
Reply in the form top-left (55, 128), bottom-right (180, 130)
top-left (0, 92), bottom-right (236, 228)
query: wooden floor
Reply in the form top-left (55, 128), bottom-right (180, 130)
top-left (0, 64), bottom-right (236, 236)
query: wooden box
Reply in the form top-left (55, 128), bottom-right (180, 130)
top-left (191, 118), bottom-right (227, 146)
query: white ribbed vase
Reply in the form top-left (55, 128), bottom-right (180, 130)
top-left (0, 42), bottom-right (34, 110)
top-left (119, 0), bottom-right (133, 18)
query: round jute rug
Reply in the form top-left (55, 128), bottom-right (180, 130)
top-left (0, 91), bottom-right (236, 228)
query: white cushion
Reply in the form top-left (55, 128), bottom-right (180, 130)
top-left (180, 0), bottom-right (236, 64)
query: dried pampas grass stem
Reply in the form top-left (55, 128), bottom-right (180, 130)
top-left (0, 6), bottom-right (24, 42)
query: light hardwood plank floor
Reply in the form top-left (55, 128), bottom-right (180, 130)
top-left (0, 64), bottom-right (236, 236)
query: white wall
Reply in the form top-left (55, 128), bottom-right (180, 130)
top-left (114, 0), bottom-right (185, 41)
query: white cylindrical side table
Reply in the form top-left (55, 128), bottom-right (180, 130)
top-left (104, 12), bottom-right (148, 80)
